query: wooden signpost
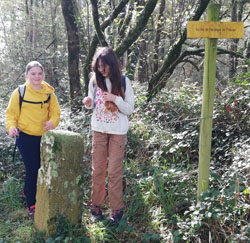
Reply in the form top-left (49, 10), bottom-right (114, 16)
top-left (186, 4), bottom-right (244, 198)
top-left (187, 21), bottom-right (244, 39)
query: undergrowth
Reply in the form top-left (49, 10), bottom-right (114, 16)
top-left (0, 67), bottom-right (249, 242)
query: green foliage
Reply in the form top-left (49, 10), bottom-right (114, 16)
top-left (0, 66), bottom-right (249, 242)
top-left (128, 82), bottom-right (201, 166)
top-left (142, 232), bottom-right (160, 242)
top-left (174, 170), bottom-right (250, 242)
top-left (0, 0), bottom-right (249, 241)
top-left (0, 105), bottom-right (23, 182)
top-left (0, 177), bottom-right (24, 211)
top-left (45, 214), bottom-right (90, 243)
top-left (0, 0), bottom-right (68, 99)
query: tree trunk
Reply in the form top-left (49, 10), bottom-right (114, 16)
top-left (229, 0), bottom-right (247, 80)
top-left (49, 0), bottom-right (59, 87)
top-left (153, 0), bottom-right (165, 73)
top-left (115, 0), bottom-right (158, 58)
top-left (25, 0), bottom-right (35, 60)
top-left (137, 34), bottom-right (148, 83)
top-left (118, 2), bottom-right (133, 72)
top-left (229, 0), bottom-right (237, 80)
top-left (60, 0), bottom-right (81, 112)
top-left (90, 0), bottom-right (108, 46)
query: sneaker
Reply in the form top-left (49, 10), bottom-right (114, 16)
top-left (109, 209), bottom-right (124, 224)
top-left (27, 205), bottom-right (35, 218)
top-left (91, 204), bottom-right (103, 220)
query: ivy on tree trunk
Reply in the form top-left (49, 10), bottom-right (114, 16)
top-left (60, 0), bottom-right (81, 111)
top-left (115, 0), bottom-right (158, 58)
top-left (153, 0), bottom-right (166, 73)
top-left (90, 0), bottom-right (108, 47)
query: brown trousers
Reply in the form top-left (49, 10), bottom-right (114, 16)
top-left (91, 131), bottom-right (126, 210)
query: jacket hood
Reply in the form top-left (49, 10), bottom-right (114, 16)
top-left (25, 81), bottom-right (55, 94)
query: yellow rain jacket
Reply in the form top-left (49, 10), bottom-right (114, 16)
top-left (6, 81), bottom-right (60, 136)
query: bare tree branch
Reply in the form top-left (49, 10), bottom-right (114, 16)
top-left (178, 47), bottom-right (244, 61)
top-left (115, 0), bottom-right (158, 58)
top-left (90, 0), bottom-right (108, 47)
top-left (147, 0), bottom-right (212, 101)
top-left (61, 0), bottom-right (81, 111)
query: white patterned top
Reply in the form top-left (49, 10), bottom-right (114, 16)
top-left (85, 76), bottom-right (134, 135)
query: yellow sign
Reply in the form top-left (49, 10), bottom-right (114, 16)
top-left (187, 21), bottom-right (244, 39)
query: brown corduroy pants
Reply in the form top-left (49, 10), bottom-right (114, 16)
top-left (91, 131), bottom-right (125, 210)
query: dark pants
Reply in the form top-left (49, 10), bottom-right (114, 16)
top-left (16, 132), bottom-right (41, 208)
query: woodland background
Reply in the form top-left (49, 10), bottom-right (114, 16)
top-left (0, 0), bottom-right (249, 242)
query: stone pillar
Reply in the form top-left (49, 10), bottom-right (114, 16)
top-left (34, 130), bottom-right (84, 235)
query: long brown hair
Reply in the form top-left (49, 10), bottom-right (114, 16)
top-left (92, 47), bottom-right (125, 99)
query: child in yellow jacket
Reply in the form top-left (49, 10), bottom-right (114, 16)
top-left (5, 61), bottom-right (60, 218)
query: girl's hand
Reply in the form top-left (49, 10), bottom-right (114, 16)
top-left (44, 121), bottom-right (54, 131)
top-left (103, 92), bottom-right (116, 102)
top-left (83, 97), bottom-right (92, 107)
top-left (9, 127), bottom-right (19, 137)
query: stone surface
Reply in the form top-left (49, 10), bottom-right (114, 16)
top-left (34, 130), bottom-right (84, 236)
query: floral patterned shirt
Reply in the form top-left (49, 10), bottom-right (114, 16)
top-left (85, 76), bottom-right (134, 135)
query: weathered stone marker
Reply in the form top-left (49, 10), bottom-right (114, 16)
top-left (34, 130), bottom-right (84, 236)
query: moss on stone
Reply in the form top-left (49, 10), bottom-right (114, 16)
top-left (34, 130), bottom-right (85, 237)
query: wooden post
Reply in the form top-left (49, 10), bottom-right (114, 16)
top-left (187, 4), bottom-right (243, 198)
top-left (197, 4), bottom-right (220, 197)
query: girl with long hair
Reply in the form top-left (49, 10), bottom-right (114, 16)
top-left (83, 47), bottom-right (134, 223)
